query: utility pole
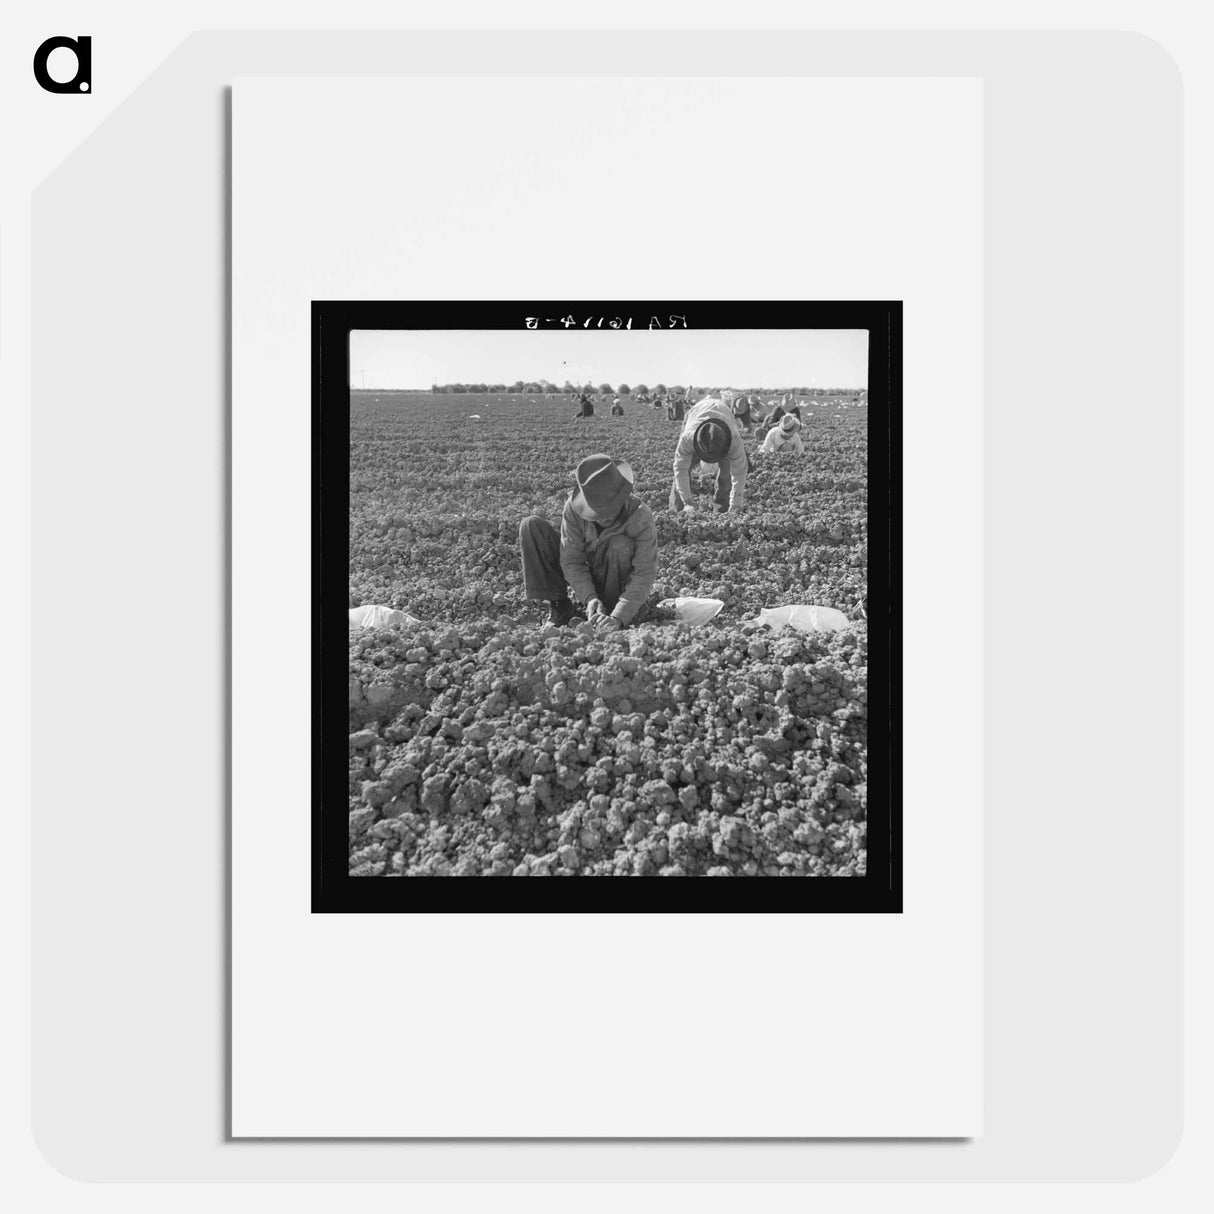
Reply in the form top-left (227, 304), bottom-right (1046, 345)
top-left (355, 369), bottom-right (369, 390)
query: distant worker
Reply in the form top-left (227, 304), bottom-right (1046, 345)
top-left (669, 395), bottom-right (748, 514)
top-left (518, 454), bottom-right (658, 630)
top-left (610, 397), bottom-right (624, 417)
top-left (760, 393), bottom-right (802, 437)
top-left (731, 393), bottom-right (760, 433)
top-left (666, 396), bottom-right (685, 422)
top-left (575, 392), bottom-right (595, 419)
top-left (759, 412), bottom-right (805, 455)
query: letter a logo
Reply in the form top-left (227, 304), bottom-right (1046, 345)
top-left (33, 36), bottom-right (92, 93)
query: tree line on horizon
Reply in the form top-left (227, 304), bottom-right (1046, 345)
top-left (420, 382), bottom-right (865, 396)
top-left (430, 381), bottom-right (660, 396)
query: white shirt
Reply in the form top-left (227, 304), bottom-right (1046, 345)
top-left (760, 425), bottom-right (805, 455)
top-left (672, 398), bottom-right (748, 510)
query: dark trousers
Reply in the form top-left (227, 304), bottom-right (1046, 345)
top-left (518, 517), bottom-right (635, 612)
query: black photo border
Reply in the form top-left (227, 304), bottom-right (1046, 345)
top-left (313, 301), bottom-right (902, 913)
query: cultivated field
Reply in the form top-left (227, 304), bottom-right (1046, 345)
top-left (348, 391), bottom-right (870, 877)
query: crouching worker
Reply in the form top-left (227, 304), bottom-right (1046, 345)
top-left (759, 412), bottom-right (805, 455)
top-left (669, 395), bottom-right (749, 514)
top-left (519, 453), bottom-right (658, 630)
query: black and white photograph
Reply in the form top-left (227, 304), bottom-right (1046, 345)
top-left (315, 301), bottom-right (900, 911)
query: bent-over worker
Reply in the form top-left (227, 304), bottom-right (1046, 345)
top-left (669, 396), bottom-right (748, 514)
top-left (731, 393), bottom-right (760, 433)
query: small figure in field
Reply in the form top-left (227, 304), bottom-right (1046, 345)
top-left (610, 397), bottom-right (624, 416)
top-left (759, 393), bottom-right (802, 437)
top-left (575, 391), bottom-right (595, 419)
top-left (758, 412), bottom-right (805, 455)
top-left (731, 393), bottom-right (760, 434)
top-left (518, 454), bottom-right (658, 630)
top-left (669, 396), bottom-right (749, 514)
top-left (666, 396), bottom-right (685, 422)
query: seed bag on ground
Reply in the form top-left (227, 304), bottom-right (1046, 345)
top-left (658, 596), bottom-right (725, 625)
top-left (349, 604), bottom-right (423, 629)
top-left (758, 604), bottom-right (850, 633)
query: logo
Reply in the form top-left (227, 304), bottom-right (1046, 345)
top-left (33, 36), bottom-right (91, 93)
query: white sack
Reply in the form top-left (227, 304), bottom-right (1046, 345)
top-left (758, 604), bottom-right (850, 633)
top-left (349, 604), bottom-right (422, 629)
top-left (659, 597), bottom-right (725, 626)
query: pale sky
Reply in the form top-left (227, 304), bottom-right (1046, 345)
top-left (349, 329), bottom-right (869, 390)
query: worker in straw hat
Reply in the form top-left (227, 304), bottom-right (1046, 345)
top-left (518, 453), bottom-right (658, 630)
top-left (669, 393), bottom-right (749, 513)
top-left (760, 392), bottom-right (802, 435)
top-left (758, 411), bottom-right (806, 455)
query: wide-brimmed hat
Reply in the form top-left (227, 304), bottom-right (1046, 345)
top-left (571, 454), bottom-right (635, 520)
top-left (780, 413), bottom-right (800, 433)
top-left (693, 419), bottom-right (732, 461)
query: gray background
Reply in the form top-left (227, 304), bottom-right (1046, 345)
top-left (32, 31), bottom-right (1181, 1181)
